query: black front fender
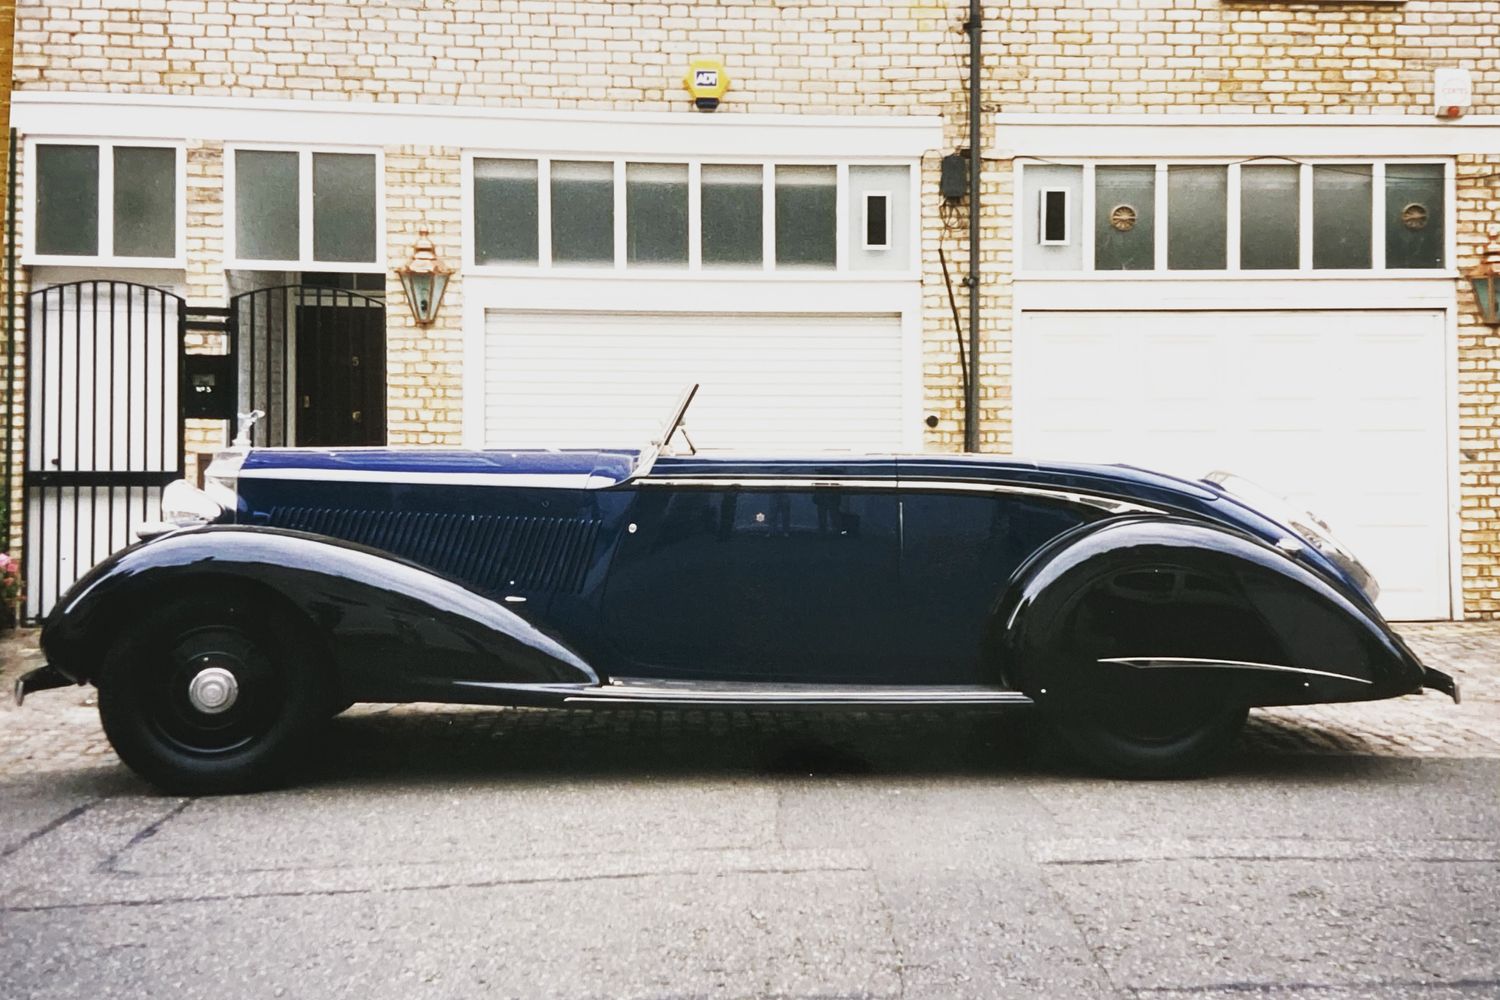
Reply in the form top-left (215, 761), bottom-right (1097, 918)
top-left (41, 526), bottom-right (598, 703)
top-left (996, 516), bottom-right (1437, 709)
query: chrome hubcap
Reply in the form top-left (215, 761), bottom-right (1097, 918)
top-left (187, 665), bottom-right (239, 714)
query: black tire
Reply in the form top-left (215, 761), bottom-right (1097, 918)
top-left (1049, 681), bottom-right (1248, 779)
top-left (97, 594), bottom-right (328, 795)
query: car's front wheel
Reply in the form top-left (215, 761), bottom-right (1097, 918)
top-left (97, 594), bottom-right (327, 795)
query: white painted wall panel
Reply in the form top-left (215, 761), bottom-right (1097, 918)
top-left (482, 310), bottom-right (906, 452)
top-left (1015, 309), bottom-right (1450, 620)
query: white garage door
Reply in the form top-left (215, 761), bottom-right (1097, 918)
top-left (1015, 310), bottom-right (1451, 620)
top-left (483, 310), bottom-right (907, 452)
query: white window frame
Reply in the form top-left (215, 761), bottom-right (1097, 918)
top-left (461, 152), bottom-right (920, 281)
top-left (1037, 187), bottom-right (1071, 246)
top-left (224, 143), bottom-right (386, 273)
top-left (862, 190), bottom-right (892, 251)
top-left (1014, 157), bottom-right (1456, 280)
top-left (23, 137), bottom-right (187, 268)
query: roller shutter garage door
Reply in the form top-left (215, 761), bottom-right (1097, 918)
top-left (1014, 310), bottom-right (1451, 620)
top-left (483, 310), bottom-right (906, 452)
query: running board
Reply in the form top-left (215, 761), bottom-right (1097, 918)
top-left (563, 679), bottom-right (1033, 708)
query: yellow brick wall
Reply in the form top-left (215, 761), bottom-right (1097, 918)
top-left (385, 147), bottom-right (465, 446)
top-left (6, 0), bottom-right (1500, 614)
top-left (1455, 155), bottom-right (1500, 617)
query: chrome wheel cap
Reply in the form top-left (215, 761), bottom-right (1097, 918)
top-left (187, 665), bottom-right (239, 715)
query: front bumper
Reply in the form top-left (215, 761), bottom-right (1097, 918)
top-left (1422, 665), bottom-right (1461, 704)
top-left (12, 664), bottom-right (75, 707)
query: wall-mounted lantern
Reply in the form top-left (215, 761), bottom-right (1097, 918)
top-left (1467, 258), bottom-right (1500, 326)
top-left (395, 228), bottom-right (453, 326)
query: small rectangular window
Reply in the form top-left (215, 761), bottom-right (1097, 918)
top-left (1167, 165), bottom-right (1227, 271)
top-left (701, 164), bottom-right (763, 268)
top-left (235, 149), bottom-right (300, 262)
top-left (551, 160), bottom-right (614, 265)
top-left (1039, 189), bottom-right (1069, 245)
top-left (626, 162), bottom-right (688, 266)
top-left (864, 193), bottom-right (890, 250)
top-left (312, 152), bottom-right (378, 264)
top-left (1094, 166), bottom-right (1156, 271)
top-left (35, 145), bottom-right (100, 257)
top-left (1312, 165), bottom-right (1372, 270)
top-left (1240, 165), bottom-right (1300, 270)
top-left (112, 146), bottom-right (176, 259)
top-left (473, 158), bottom-right (539, 265)
top-left (775, 165), bottom-right (836, 268)
top-left (1385, 164), bottom-right (1445, 270)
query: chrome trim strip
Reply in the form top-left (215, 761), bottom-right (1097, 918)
top-left (565, 680), bottom-right (1033, 707)
top-left (636, 477), bottom-right (1163, 515)
top-left (233, 468), bottom-right (602, 489)
top-left (1099, 656), bottom-right (1373, 686)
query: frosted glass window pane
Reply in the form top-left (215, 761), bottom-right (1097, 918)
top-left (701, 164), bottom-right (762, 267)
top-left (1312, 165), bottom-right (1371, 270)
top-left (1240, 165), bottom-right (1300, 270)
top-left (235, 149), bottom-right (299, 261)
top-left (474, 158), bottom-right (538, 265)
top-left (36, 145), bottom-right (98, 256)
top-left (626, 162), bottom-right (688, 266)
top-left (1385, 164), bottom-right (1444, 269)
top-left (1167, 165), bottom-right (1226, 270)
top-left (1094, 166), bottom-right (1155, 270)
top-left (312, 152), bottom-right (377, 263)
top-left (551, 161), bottom-right (614, 265)
top-left (775, 165), bottom-right (835, 268)
top-left (113, 146), bottom-right (176, 258)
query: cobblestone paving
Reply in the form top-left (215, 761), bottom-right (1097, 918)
top-left (0, 622), bottom-right (1495, 780)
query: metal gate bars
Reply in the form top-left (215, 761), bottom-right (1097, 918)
top-left (15, 279), bottom-right (219, 623)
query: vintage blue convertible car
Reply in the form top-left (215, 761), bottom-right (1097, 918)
top-left (18, 387), bottom-right (1458, 793)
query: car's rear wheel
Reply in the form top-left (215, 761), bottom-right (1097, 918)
top-left (1048, 672), bottom-right (1248, 779)
top-left (97, 595), bottom-right (327, 795)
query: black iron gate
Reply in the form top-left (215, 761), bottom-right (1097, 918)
top-left (19, 281), bottom-right (384, 620)
top-left (22, 281), bottom-right (185, 621)
top-left (230, 285), bottom-right (387, 448)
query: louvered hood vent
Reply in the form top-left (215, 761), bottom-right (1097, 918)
top-left (268, 507), bottom-right (601, 594)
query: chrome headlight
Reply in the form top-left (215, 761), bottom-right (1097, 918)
top-left (160, 479), bottom-right (225, 526)
top-left (137, 479), bottom-right (228, 540)
top-left (1205, 470), bottom-right (1380, 604)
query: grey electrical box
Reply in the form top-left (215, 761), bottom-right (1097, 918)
top-left (940, 153), bottom-right (968, 200)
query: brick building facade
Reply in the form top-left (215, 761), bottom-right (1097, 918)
top-left (2, 0), bottom-right (1497, 620)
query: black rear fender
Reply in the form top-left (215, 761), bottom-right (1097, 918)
top-left (40, 526), bottom-right (598, 702)
top-left (995, 516), bottom-right (1428, 710)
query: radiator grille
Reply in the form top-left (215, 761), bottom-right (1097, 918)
top-left (267, 507), bottom-right (602, 593)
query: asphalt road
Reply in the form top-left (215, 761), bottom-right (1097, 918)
top-left (1, 702), bottom-right (1497, 1000)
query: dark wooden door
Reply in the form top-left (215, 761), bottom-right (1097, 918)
top-left (294, 303), bottom-right (386, 446)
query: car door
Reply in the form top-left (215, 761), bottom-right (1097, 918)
top-left (598, 469), bottom-right (903, 683)
top-left (897, 477), bottom-right (1107, 685)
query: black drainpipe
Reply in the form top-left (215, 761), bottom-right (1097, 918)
top-left (964, 0), bottom-right (982, 453)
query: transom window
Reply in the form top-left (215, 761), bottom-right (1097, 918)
top-left (1020, 159), bottom-right (1450, 274)
top-left (28, 140), bottom-right (183, 264)
top-left (467, 157), bottom-right (913, 274)
top-left (228, 147), bottom-right (382, 270)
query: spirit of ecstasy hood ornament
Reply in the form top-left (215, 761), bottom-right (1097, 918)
top-left (232, 409), bottom-right (266, 449)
